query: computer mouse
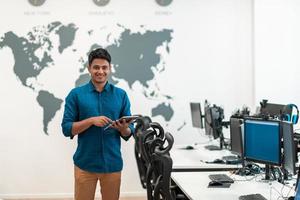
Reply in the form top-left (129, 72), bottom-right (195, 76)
top-left (208, 180), bottom-right (223, 186)
top-left (185, 145), bottom-right (194, 150)
top-left (213, 159), bottom-right (225, 164)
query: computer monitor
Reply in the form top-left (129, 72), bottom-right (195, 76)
top-left (230, 117), bottom-right (244, 157)
top-left (190, 102), bottom-right (204, 129)
top-left (204, 106), bottom-right (219, 138)
top-left (282, 121), bottom-right (296, 175)
top-left (260, 103), bottom-right (292, 118)
top-left (205, 105), bottom-right (224, 139)
top-left (210, 107), bottom-right (222, 139)
top-left (204, 104), bottom-right (213, 136)
top-left (244, 119), bottom-right (281, 166)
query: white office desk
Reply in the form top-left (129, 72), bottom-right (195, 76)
top-left (171, 143), bottom-right (242, 171)
top-left (172, 171), bottom-right (295, 200)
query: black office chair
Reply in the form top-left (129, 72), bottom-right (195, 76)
top-left (134, 120), bottom-right (187, 200)
top-left (142, 122), bottom-right (165, 163)
top-left (147, 129), bottom-right (187, 200)
top-left (134, 116), bottom-right (152, 135)
top-left (145, 131), bottom-right (178, 200)
top-left (134, 116), bottom-right (152, 188)
top-left (152, 132), bottom-right (174, 200)
top-left (134, 116), bottom-right (166, 190)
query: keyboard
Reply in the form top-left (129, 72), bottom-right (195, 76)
top-left (204, 145), bottom-right (221, 151)
top-left (208, 174), bottom-right (234, 183)
top-left (239, 194), bottom-right (267, 200)
top-left (222, 155), bottom-right (238, 161)
top-left (222, 155), bottom-right (242, 164)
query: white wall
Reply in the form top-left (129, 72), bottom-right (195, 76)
top-left (0, 0), bottom-right (253, 198)
top-left (254, 0), bottom-right (300, 131)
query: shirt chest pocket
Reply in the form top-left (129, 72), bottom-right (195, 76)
top-left (103, 99), bottom-right (122, 120)
top-left (78, 99), bottom-right (98, 118)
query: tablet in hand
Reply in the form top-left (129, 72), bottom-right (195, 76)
top-left (104, 115), bottom-right (139, 131)
top-left (117, 115), bottom-right (139, 123)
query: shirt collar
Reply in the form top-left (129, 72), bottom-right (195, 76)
top-left (88, 80), bottom-right (111, 92)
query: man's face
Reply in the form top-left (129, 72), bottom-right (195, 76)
top-left (88, 58), bottom-right (111, 84)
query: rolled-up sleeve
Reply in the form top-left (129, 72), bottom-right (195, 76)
top-left (61, 90), bottom-right (78, 139)
top-left (120, 92), bottom-right (135, 141)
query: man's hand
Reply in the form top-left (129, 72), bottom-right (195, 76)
top-left (91, 116), bottom-right (112, 127)
top-left (111, 119), bottom-right (132, 136)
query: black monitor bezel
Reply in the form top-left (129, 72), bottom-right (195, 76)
top-left (190, 102), bottom-right (204, 129)
top-left (243, 117), bottom-right (282, 166)
top-left (230, 117), bottom-right (244, 157)
top-left (204, 105), bottom-right (213, 136)
top-left (204, 106), bottom-right (220, 139)
top-left (210, 107), bottom-right (220, 139)
top-left (281, 121), bottom-right (296, 175)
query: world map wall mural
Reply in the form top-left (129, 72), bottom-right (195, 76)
top-left (0, 22), bottom-right (182, 135)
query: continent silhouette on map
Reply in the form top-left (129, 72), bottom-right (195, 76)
top-left (0, 22), bottom-right (77, 135)
top-left (36, 90), bottom-right (63, 135)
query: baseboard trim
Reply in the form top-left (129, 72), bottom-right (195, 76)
top-left (0, 191), bottom-right (146, 199)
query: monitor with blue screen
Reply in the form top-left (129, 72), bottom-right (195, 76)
top-left (244, 119), bottom-right (281, 166)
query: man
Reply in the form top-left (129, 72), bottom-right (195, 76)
top-left (61, 48), bottom-right (134, 200)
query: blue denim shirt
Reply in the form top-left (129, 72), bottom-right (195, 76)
top-left (61, 81), bottom-right (134, 173)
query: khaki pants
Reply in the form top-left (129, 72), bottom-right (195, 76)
top-left (74, 165), bottom-right (121, 200)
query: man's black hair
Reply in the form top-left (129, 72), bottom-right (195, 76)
top-left (88, 48), bottom-right (111, 66)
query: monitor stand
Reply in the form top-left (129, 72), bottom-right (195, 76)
top-left (233, 159), bottom-right (249, 175)
top-left (204, 135), bottom-right (224, 151)
top-left (263, 165), bottom-right (276, 181)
